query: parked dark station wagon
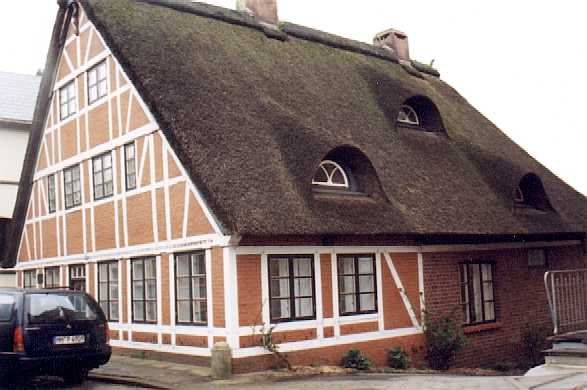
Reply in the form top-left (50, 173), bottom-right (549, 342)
top-left (0, 288), bottom-right (111, 385)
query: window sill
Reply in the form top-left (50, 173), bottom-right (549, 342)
top-left (463, 321), bottom-right (501, 334)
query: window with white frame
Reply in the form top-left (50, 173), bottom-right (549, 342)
top-left (312, 160), bottom-right (349, 189)
top-left (23, 270), bottom-right (36, 288)
top-left (124, 142), bottom-right (136, 191)
top-left (98, 261), bottom-right (119, 322)
top-left (337, 255), bottom-right (377, 315)
top-left (175, 252), bottom-right (207, 325)
top-left (93, 152), bottom-right (113, 200)
top-left (47, 174), bottom-right (56, 213)
top-left (64, 165), bottom-right (81, 209)
top-left (268, 255), bottom-right (315, 322)
top-left (44, 267), bottom-right (60, 288)
top-left (87, 60), bottom-right (108, 104)
top-left (69, 264), bottom-right (86, 292)
top-left (59, 80), bottom-right (77, 120)
top-left (460, 262), bottom-right (496, 325)
top-left (397, 104), bottom-right (419, 126)
top-left (131, 257), bottom-right (157, 323)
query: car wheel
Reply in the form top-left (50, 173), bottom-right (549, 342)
top-left (62, 369), bottom-right (88, 386)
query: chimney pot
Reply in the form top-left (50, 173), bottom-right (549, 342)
top-left (237, 0), bottom-right (279, 26)
top-left (374, 29), bottom-right (410, 61)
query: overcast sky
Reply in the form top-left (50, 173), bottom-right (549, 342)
top-left (1, 0), bottom-right (585, 195)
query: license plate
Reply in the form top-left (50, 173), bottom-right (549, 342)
top-left (53, 335), bottom-right (85, 345)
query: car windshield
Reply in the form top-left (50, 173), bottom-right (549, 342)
top-left (27, 293), bottom-right (98, 324)
top-left (0, 294), bottom-right (15, 321)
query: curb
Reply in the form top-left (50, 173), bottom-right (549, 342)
top-left (88, 372), bottom-right (172, 389)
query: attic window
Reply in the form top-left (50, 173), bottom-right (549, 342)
top-left (397, 96), bottom-right (445, 133)
top-left (312, 160), bottom-right (349, 189)
top-left (397, 105), bottom-right (420, 126)
top-left (515, 174), bottom-right (554, 211)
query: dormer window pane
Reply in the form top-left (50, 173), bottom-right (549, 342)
top-left (312, 160), bottom-right (349, 189)
top-left (397, 104), bottom-right (419, 126)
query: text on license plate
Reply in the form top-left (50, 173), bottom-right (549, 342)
top-left (53, 335), bottom-right (85, 345)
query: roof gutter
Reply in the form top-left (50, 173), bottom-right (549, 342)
top-left (1, 3), bottom-right (72, 268)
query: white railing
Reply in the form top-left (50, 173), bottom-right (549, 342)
top-left (545, 269), bottom-right (587, 335)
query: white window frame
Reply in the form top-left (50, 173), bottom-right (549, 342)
top-left (64, 165), bottom-right (82, 209)
top-left (397, 104), bottom-right (420, 126)
top-left (59, 80), bottom-right (77, 120)
top-left (92, 151), bottom-right (114, 201)
top-left (312, 160), bottom-right (349, 189)
top-left (87, 60), bottom-right (108, 105)
top-left (124, 142), bottom-right (137, 191)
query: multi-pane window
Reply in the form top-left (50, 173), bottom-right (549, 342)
top-left (44, 267), bottom-right (60, 288)
top-left (124, 143), bottom-right (136, 191)
top-left (87, 60), bottom-right (108, 104)
top-left (93, 152), bottom-right (113, 200)
top-left (337, 255), bottom-right (377, 315)
top-left (23, 270), bottom-right (36, 288)
top-left (131, 258), bottom-right (157, 323)
top-left (268, 255), bottom-right (315, 322)
top-left (98, 261), bottom-right (119, 322)
top-left (175, 252), bottom-right (207, 325)
top-left (64, 165), bottom-right (81, 209)
top-left (460, 262), bottom-right (496, 325)
top-left (47, 174), bottom-right (56, 213)
top-left (59, 80), bottom-right (77, 120)
top-left (69, 265), bottom-right (86, 292)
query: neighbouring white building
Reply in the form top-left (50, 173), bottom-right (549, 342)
top-left (0, 70), bottom-right (40, 287)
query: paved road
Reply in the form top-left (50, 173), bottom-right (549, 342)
top-left (1, 378), bottom-right (147, 390)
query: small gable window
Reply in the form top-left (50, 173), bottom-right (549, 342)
top-left (397, 104), bottom-right (420, 126)
top-left (312, 160), bottom-right (349, 189)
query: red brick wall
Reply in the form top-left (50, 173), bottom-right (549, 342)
top-left (424, 245), bottom-right (586, 368)
top-left (237, 254), bottom-right (262, 326)
top-left (212, 247), bottom-right (225, 327)
top-left (320, 254), bottom-right (333, 319)
top-left (233, 333), bottom-right (425, 373)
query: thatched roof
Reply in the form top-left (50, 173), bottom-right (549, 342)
top-left (78, 0), bottom-right (587, 238)
top-left (4, 0), bottom-right (585, 267)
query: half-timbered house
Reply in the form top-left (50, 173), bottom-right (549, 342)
top-left (2, 0), bottom-right (587, 371)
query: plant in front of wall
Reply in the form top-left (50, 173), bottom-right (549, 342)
top-left (250, 299), bottom-right (293, 371)
top-left (342, 348), bottom-right (373, 370)
top-left (388, 346), bottom-right (411, 369)
top-left (519, 323), bottom-right (549, 369)
top-left (259, 323), bottom-right (293, 371)
top-left (424, 309), bottom-right (467, 370)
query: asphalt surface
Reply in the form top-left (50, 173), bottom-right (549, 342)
top-left (1, 377), bottom-right (147, 390)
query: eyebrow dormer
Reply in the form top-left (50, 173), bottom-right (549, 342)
top-left (396, 96), bottom-right (445, 133)
top-left (515, 174), bottom-right (554, 211)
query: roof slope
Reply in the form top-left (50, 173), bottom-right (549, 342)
top-left (0, 71), bottom-right (41, 124)
top-left (75, 0), bottom-right (586, 238)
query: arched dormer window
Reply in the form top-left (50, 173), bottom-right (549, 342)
top-left (515, 174), bottom-right (554, 211)
top-left (312, 160), bottom-right (349, 189)
top-left (396, 96), bottom-right (445, 133)
top-left (397, 104), bottom-right (420, 126)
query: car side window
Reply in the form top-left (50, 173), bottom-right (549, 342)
top-left (0, 294), bottom-right (15, 322)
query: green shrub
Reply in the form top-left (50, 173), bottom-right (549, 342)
top-left (342, 348), bottom-right (373, 370)
top-left (424, 311), bottom-right (466, 370)
top-left (388, 346), bottom-right (411, 369)
top-left (519, 324), bottom-right (549, 369)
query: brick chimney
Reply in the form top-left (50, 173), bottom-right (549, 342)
top-left (373, 29), bottom-right (410, 61)
top-left (236, 0), bottom-right (279, 26)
